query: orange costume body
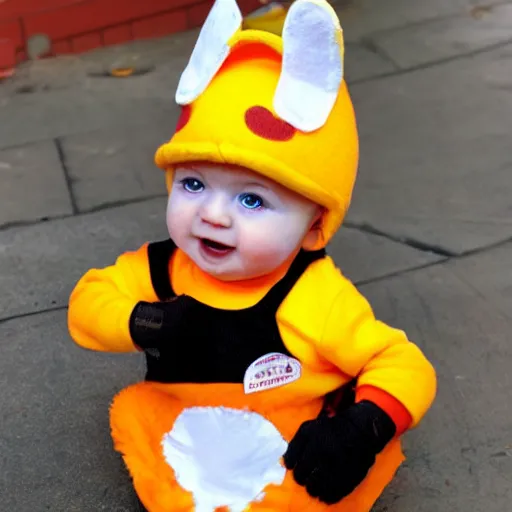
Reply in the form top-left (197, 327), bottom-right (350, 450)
top-left (68, 0), bottom-right (436, 510)
top-left (70, 242), bottom-right (435, 511)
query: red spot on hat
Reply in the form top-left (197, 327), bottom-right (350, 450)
top-left (175, 105), bottom-right (192, 132)
top-left (245, 106), bottom-right (296, 141)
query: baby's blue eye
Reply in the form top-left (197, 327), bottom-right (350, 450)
top-left (182, 178), bottom-right (204, 193)
top-left (239, 193), bottom-right (264, 210)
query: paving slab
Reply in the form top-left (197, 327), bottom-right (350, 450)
top-left (328, 226), bottom-right (442, 283)
top-left (332, 0), bottom-right (491, 42)
top-left (61, 125), bottom-right (170, 212)
top-left (0, 197), bottom-right (440, 321)
top-left (0, 310), bottom-right (144, 512)
top-left (0, 31), bottom-right (197, 100)
top-left (0, 32), bottom-right (192, 151)
top-left (0, 87), bottom-right (181, 152)
top-left (0, 141), bottom-right (73, 227)
top-left (344, 43), bottom-right (397, 82)
top-left (360, 243), bottom-right (512, 512)
top-left (370, 3), bottom-right (512, 69)
top-left (0, 39), bottom-right (187, 150)
top-left (347, 42), bottom-right (512, 255)
top-left (0, 198), bottom-right (169, 321)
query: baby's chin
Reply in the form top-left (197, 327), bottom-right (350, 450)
top-left (192, 256), bottom-right (277, 282)
top-left (199, 265), bottom-right (263, 282)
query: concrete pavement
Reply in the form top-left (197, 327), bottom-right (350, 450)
top-left (1, 0), bottom-right (511, 510)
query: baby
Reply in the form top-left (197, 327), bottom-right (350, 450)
top-left (68, 0), bottom-right (437, 510)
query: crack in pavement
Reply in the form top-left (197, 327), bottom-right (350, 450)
top-left (348, 35), bottom-right (512, 86)
top-left (345, 219), bottom-right (512, 261)
top-left (0, 305), bottom-right (68, 326)
top-left (358, 37), bottom-right (401, 70)
top-left (0, 193), bottom-right (168, 234)
top-left (344, 221), bottom-right (455, 257)
top-left (55, 137), bottom-right (79, 215)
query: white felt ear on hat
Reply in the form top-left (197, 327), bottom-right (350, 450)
top-left (175, 0), bottom-right (242, 105)
top-left (273, 0), bottom-right (344, 133)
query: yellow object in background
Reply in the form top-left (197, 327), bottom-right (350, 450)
top-left (242, 2), bottom-right (290, 35)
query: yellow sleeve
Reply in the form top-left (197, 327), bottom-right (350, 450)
top-left (319, 276), bottom-right (437, 427)
top-left (68, 243), bottom-right (159, 353)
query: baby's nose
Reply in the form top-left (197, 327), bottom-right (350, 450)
top-left (199, 196), bottom-right (232, 228)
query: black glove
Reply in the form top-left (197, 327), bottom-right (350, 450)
top-left (283, 400), bottom-right (396, 504)
top-left (129, 297), bottom-right (195, 351)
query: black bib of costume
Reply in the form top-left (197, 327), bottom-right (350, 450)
top-left (144, 239), bottom-right (325, 384)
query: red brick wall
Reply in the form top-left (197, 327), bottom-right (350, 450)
top-left (0, 0), bottom-right (261, 69)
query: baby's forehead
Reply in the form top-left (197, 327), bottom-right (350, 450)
top-left (176, 163), bottom-right (274, 187)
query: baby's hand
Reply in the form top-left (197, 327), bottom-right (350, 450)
top-left (283, 401), bottom-right (396, 504)
top-left (129, 296), bottom-right (196, 351)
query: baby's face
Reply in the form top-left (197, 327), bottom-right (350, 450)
top-left (166, 163), bottom-right (321, 281)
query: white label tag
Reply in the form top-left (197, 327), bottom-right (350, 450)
top-left (244, 352), bottom-right (301, 395)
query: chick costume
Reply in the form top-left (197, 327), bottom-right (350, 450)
top-left (68, 0), bottom-right (437, 510)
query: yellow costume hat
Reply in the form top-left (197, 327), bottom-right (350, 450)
top-left (155, 0), bottom-right (359, 249)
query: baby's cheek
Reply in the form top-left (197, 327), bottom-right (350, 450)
top-left (241, 226), bottom-right (294, 264)
top-left (166, 202), bottom-right (187, 239)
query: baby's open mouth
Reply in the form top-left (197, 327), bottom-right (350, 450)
top-left (200, 238), bottom-right (235, 256)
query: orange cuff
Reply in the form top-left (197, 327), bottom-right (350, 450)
top-left (356, 385), bottom-right (412, 436)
